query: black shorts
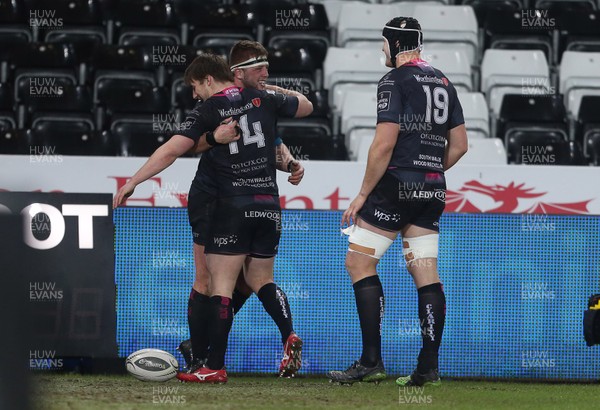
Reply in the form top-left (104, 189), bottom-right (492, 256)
top-left (205, 195), bottom-right (281, 257)
top-left (188, 192), bottom-right (217, 246)
top-left (358, 171), bottom-right (446, 232)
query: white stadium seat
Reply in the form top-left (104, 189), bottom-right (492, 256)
top-left (336, 3), bottom-right (404, 48)
top-left (458, 92), bottom-right (490, 139)
top-left (350, 128), bottom-right (376, 162)
top-left (413, 4), bottom-right (479, 66)
top-left (323, 47), bottom-right (389, 111)
top-left (460, 138), bottom-right (507, 165)
top-left (340, 89), bottom-right (377, 135)
top-left (559, 51), bottom-right (600, 118)
top-left (481, 49), bottom-right (550, 116)
top-left (421, 48), bottom-right (472, 93)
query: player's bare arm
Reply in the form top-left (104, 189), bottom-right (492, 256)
top-left (113, 135), bottom-right (195, 208)
top-left (443, 124), bottom-right (468, 171)
top-left (264, 84), bottom-right (313, 117)
top-left (342, 122), bottom-right (400, 226)
top-left (275, 143), bottom-right (304, 185)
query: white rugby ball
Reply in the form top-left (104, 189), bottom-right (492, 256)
top-left (126, 348), bottom-right (179, 382)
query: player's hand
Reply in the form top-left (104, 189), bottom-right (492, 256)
top-left (214, 117), bottom-right (241, 144)
top-left (113, 181), bottom-right (136, 209)
top-left (287, 160), bottom-right (304, 185)
top-left (341, 195), bottom-right (366, 227)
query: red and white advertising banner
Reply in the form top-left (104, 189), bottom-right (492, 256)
top-left (1, 155), bottom-right (599, 214)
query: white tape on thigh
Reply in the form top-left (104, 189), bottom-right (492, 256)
top-left (402, 234), bottom-right (439, 263)
top-left (341, 225), bottom-right (393, 259)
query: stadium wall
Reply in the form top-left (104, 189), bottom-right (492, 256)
top-left (115, 208), bottom-right (600, 380)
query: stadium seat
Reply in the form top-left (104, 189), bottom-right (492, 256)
top-left (0, 112), bottom-right (16, 131)
top-left (277, 119), bottom-right (335, 160)
top-left (268, 46), bottom-right (323, 91)
top-left (20, 84), bottom-right (92, 129)
top-left (29, 0), bottom-right (107, 52)
top-left (421, 48), bottom-right (472, 93)
top-left (0, 27), bottom-right (32, 46)
top-left (336, 3), bottom-right (402, 48)
top-left (459, 138), bottom-right (507, 165)
top-left (14, 70), bottom-right (78, 128)
top-left (559, 51), bottom-right (600, 117)
top-left (348, 128), bottom-right (375, 162)
top-left (577, 96), bottom-right (600, 159)
top-left (171, 74), bottom-right (196, 114)
top-left (459, 0), bottom-right (523, 28)
top-left (0, 129), bottom-right (29, 154)
top-left (96, 83), bottom-right (169, 114)
top-left (413, 4), bottom-right (479, 66)
top-left (340, 89), bottom-right (376, 158)
top-left (112, 0), bottom-right (180, 46)
top-left (497, 94), bottom-right (568, 147)
top-left (557, 11), bottom-right (600, 55)
top-left (458, 92), bottom-right (490, 139)
top-left (28, 113), bottom-right (110, 156)
top-left (111, 115), bottom-right (173, 157)
top-left (184, 4), bottom-right (259, 48)
top-left (265, 3), bottom-right (330, 65)
top-left (484, 9), bottom-right (556, 65)
top-left (586, 131), bottom-right (600, 165)
top-left (5, 42), bottom-right (78, 70)
top-left (507, 136), bottom-right (583, 165)
top-left (323, 47), bottom-right (388, 111)
top-left (306, 89), bottom-right (330, 119)
top-left (340, 89), bottom-right (376, 150)
top-left (480, 49), bottom-right (551, 116)
top-left (535, 0), bottom-right (597, 12)
top-left (0, 82), bottom-right (12, 111)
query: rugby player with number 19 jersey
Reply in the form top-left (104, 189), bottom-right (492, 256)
top-left (329, 17), bottom-right (468, 386)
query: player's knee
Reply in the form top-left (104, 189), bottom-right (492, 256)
top-left (343, 225), bottom-right (393, 260)
top-left (402, 234), bottom-right (439, 266)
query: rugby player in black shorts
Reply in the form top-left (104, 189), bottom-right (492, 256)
top-left (180, 41), bottom-right (309, 378)
top-left (164, 53), bottom-right (311, 384)
top-left (328, 17), bottom-right (468, 386)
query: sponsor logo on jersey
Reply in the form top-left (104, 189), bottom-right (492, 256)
top-left (377, 91), bottom-right (391, 111)
top-left (213, 235), bottom-right (239, 247)
top-left (217, 102), bottom-right (254, 117)
top-left (252, 98), bottom-right (261, 107)
top-left (413, 74), bottom-right (445, 85)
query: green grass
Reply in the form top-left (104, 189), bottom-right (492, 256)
top-left (34, 374), bottom-right (600, 410)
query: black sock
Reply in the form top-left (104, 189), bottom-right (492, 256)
top-left (187, 289), bottom-right (210, 362)
top-left (206, 296), bottom-right (233, 370)
top-left (232, 288), bottom-right (251, 315)
top-left (417, 282), bottom-right (446, 373)
top-left (257, 283), bottom-right (293, 344)
top-left (353, 275), bottom-right (384, 368)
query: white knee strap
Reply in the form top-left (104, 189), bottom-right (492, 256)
top-left (342, 225), bottom-right (393, 259)
top-left (402, 234), bottom-right (439, 263)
